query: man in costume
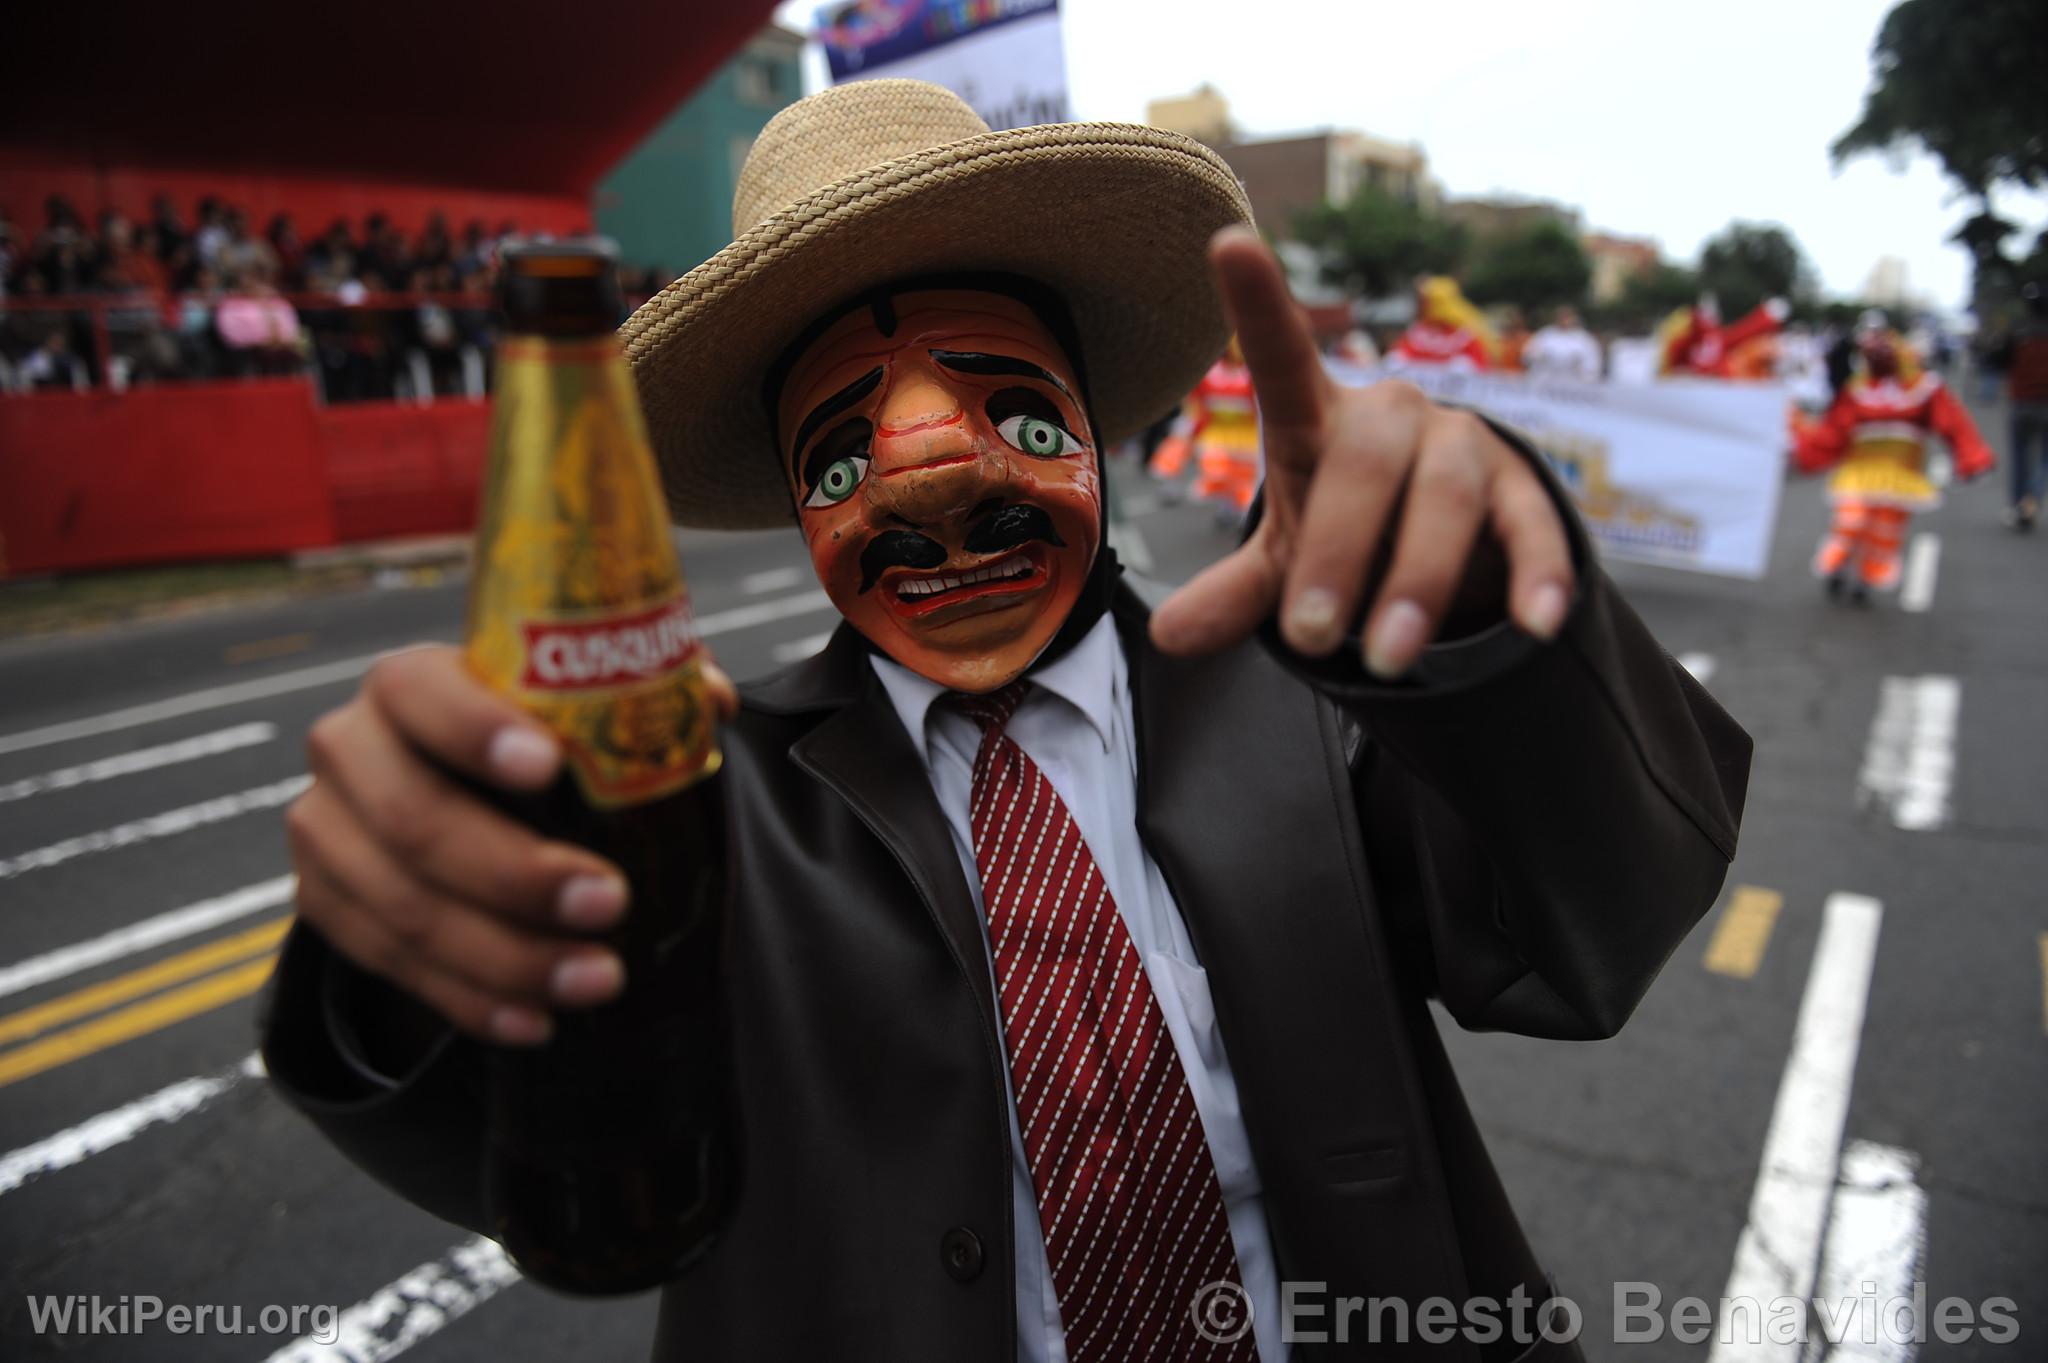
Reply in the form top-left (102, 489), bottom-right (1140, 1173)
top-left (1656, 293), bottom-right (1787, 379)
top-left (268, 81), bottom-right (1750, 1362)
top-left (1388, 275), bottom-right (1497, 371)
top-left (1792, 315), bottom-right (1992, 603)
top-left (1147, 336), bottom-right (1261, 517)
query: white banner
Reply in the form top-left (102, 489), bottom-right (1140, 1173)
top-left (1330, 363), bottom-right (1788, 580)
top-left (817, 0), bottom-right (1069, 130)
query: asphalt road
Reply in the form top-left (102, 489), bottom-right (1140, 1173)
top-left (0, 432), bottom-right (2042, 1362)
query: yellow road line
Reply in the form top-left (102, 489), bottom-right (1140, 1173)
top-left (223, 632), bottom-right (314, 666)
top-left (0, 956), bottom-right (277, 1090)
top-left (1704, 885), bottom-right (1784, 979)
top-left (0, 917), bottom-right (289, 1047)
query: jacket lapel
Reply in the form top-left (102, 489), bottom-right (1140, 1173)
top-left (777, 626), bottom-right (1000, 1035)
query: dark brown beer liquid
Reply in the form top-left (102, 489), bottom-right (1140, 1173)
top-left (471, 241), bottom-right (735, 1295)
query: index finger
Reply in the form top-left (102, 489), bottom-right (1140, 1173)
top-left (1208, 225), bottom-right (1330, 468)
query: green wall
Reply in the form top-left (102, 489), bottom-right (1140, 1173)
top-left (595, 32), bottom-right (803, 276)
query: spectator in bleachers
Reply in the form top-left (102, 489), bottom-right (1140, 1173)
top-left (148, 194), bottom-right (189, 267)
top-left (19, 328), bottom-right (86, 390)
top-left (193, 197), bottom-right (229, 270)
top-left (267, 213), bottom-right (307, 290)
top-left (215, 266), bottom-right (303, 376)
top-left (216, 209), bottom-right (279, 285)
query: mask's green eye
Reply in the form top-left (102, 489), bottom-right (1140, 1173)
top-left (804, 454), bottom-right (870, 508)
top-left (996, 413), bottom-right (1080, 458)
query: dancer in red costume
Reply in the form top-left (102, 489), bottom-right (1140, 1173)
top-left (1148, 338), bottom-right (1261, 516)
top-left (1390, 276), bottom-right (1496, 371)
top-left (1659, 293), bottom-right (1789, 378)
top-left (1792, 320), bottom-right (1993, 603)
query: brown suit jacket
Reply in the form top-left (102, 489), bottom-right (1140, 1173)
top-left (262, 516), bottom-right (1750, 1361)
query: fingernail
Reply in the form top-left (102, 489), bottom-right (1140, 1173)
top-left (1366, 600), bottom-right (1429, 679)
top-left (489, 1006), bottom-right (553, 1046)
top-left (1522, 582), bottom-right (1569, 640)
top-left (556, 874), bottom-right (628, 930)
top-left (1286, 588), bottom-right (1343, 652)
top-left (551, 953), bottom-right (624, 1006)
top-left (488, 726), bottom-right (558, 785)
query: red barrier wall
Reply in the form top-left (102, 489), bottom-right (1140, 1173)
top-left (0, 382), bottom-right (338, 575)
top-left (319, 400), bottom-right (491, 543)
top-left (0, 385), bottom-right (492, 576)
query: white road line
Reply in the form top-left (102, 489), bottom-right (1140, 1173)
top-left (693, 588), bottom-right (834, 636)
top-left (0, 591), bottom-right (835, 762)
top-left (0, 876), bottom-right (295, 1000)
top-left (1678, 652), bottom-right (1716, 685)
top-left (1107, 519), bottom-right (1156, 574)
top-left (771, 632), bottom-right (835, 665)
top-left (1812, 1140), bottom-right (1928, 1361)
top-left (1710, 892), bottom-right (1883, 1362)
top-left (262, 1235), bottom-right (520, 1363)
top-left (1856, 676), bottom-right (1959, 832)
top-left (0, 655), bottom-right (381, 760)
top-left (0, 722), bottom-right (278, 805)
top-left (1899, 534), bottom-right (1940, 613)
top-left (738, 565), bottom-right (806, 595)
top-left (0, 775), bottom-right (312, 880)
top-left (0, 1053), bottom-right (263, 1197)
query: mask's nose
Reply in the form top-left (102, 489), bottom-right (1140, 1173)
top-left (863, 365), bottom-right (998, 529)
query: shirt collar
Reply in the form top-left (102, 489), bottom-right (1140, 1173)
top-left (868, 613), bottom-right (1120, 764)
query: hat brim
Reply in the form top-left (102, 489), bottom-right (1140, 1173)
top-left (621, 122), bottom-right (1253, 530)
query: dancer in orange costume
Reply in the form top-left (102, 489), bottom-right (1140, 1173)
top-left (1658, 293), bottom-right (1788, 378)
top-left (1149, 338), bottom-right (1260, 515)
top-left (1792, 321), bottom-right (1993, 603)
top-left (1391, 276), bottom-right (1497, 371)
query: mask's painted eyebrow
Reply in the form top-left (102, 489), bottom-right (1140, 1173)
top-left (930, 349), bottom-right (1074, 401)
top-left (788, 366), bottom-right (884, 475)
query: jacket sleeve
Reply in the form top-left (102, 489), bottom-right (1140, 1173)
top-left (1264, 423), bottom-right (1753, 1041)
top-left (1928, 382), bottom-right (1995, 481)
top-left (258, 921), bottom-right (492, 1234)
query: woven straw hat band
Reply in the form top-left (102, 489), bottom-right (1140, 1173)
top-left (733, 80), bottom-right (995, 236)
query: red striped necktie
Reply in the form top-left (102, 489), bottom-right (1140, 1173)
top-left (952, 682), bottom-right (1255, 1361)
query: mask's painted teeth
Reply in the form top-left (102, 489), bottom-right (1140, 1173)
top-left (895, 557), bottom-right (1034, 598)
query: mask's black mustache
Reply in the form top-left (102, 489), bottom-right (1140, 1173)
top-left (964, 504), bottom-right (1065, 556)
top-left (859, 531), bottom-right (947, 593)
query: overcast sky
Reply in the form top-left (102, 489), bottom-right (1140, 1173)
top-left (775, 0), bottom-right (2047, 311)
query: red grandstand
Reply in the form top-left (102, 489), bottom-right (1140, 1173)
top-left (0, 1), bottom-right (781, 576)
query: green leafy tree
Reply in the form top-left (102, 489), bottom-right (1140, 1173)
top-left (1617, 261), bottom-right (1701, 318)
top-left (1833, 0), bottom-right (2048, 199)
top-left (1834, 0), bottom-right (2048, 306)
top-left (1697, 222), bottom-right (1815, 317)
top-left (1293, 186), bottom-right (1468, 300)
top-left (1463, 221), bottom-right (1591, 314)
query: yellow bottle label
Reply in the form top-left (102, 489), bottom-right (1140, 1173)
top-left (467, 336), bottom-right (722, 807)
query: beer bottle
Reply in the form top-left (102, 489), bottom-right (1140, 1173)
top-left (466, 240), bottom-right (734, 1295)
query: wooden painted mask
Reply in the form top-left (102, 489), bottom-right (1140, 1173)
top-left (776, 288), bottom-right (1101, 693)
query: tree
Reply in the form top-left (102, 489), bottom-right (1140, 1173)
top-left (1833, 0), bottom-right (2048, 200)
top-left (1293, 185), bottom-right (1467, 300)
top-left (1593, 261), bottom-right (1700, 332)
top-left (1696, 222), bottom-right (1815, 317)
top-left (1462, 221), bottom-right (1591, 315)
top-left (1833, 0), bottom-right (2048, 308)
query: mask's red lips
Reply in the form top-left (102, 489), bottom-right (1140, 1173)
top-left (882, 545), bottom-right (1050, 620)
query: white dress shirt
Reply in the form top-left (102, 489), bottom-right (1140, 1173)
top-left (870, 616), bottom-right (1285, 1363)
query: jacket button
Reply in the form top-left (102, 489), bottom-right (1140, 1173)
top-left (940, 1226), bottom-right (984, 1282)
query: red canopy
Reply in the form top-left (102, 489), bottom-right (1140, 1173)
top-left (0, 0), bottom-right (784, 198)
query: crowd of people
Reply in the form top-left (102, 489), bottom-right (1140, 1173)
top-left (0, 194), bottom-right (673, 399)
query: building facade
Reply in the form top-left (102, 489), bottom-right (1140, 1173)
top-left (1582, 230), bottom-right (1660, 305)
top-left (595, 24), bottom-right (806, 277)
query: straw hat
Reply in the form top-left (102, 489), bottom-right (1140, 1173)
top-left (621, 79), bottom-right (1253, 529)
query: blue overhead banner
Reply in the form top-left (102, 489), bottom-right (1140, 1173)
top-left (816, 0), bottom-right (1070, 130)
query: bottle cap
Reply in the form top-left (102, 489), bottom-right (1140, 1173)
top-left (500, 238), bottom-right (624, 337)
